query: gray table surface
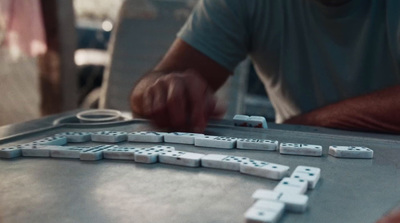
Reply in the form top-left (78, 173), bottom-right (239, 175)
top-left (0, 111), bottom-right (400, 223)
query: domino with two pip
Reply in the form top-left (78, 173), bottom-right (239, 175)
top-left (329, 146), bottom-right (373, 159)
top-left (279, 143), bottom-right (322, 157)
top-left (274, 177), bottom-right (308, 194)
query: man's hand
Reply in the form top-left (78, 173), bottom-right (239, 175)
top-left (284, 85), bottom-right (400, 134)
top-left (377, 208), bottom-right (400, 223)
top-left (131, 70), bottom-right (224, 132)
top-left (130, 38), bottom-right (230, 132)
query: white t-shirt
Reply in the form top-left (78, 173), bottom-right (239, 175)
top-left (177, 0), bottom-right (400, 123)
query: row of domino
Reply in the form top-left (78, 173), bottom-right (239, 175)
top-left (96, 131), bottom-right (374, 158)
top-left (0, 131), bottom-right (374, 159)
top-left (0, 137), bottom-right (292, 180)
top-left (244, 166), bottom-right (321, 223)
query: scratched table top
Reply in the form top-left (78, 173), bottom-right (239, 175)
top-left (0, 111), bottom-right (399, 223)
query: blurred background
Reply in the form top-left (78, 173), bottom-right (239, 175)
top-left (0, 0), bottom-right (275, 126)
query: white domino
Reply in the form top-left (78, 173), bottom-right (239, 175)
top-left (278, 192), bottom-right (308, 213)
top-left (103, 147), bottom-right (143, 160)
top-left (163, 132), bottom-right (205, 144)
top-left (159, 150), bottom-right (205, 167)
top-left (290, 166), bottom-right (321, 189)
top-left (329, 145), bottom-right (373, 159)
top-left (252, 189), bottom-right (281, 201)
top-left (150, 145), bottom-right (175, 152)
top-left (33, 136), bottom-right (67, 146)
top-left (252, 189), bottom-right (309, 213)
top-left (245, 200), bottom-right (285, 223)
top-left (279, 143), bottom-right (322, 157)
top-left (237, 139), bottom-right (278, 151)
top-left (274, 177), bottom-right (308, 195)
top-left (80, 145), bottom-right (118, 161)
top-left (201, 154), bottom-right (249, 171)
top-left (134, 146), bottom-right (175, 163)
top-left (240, 160), bottom-right (289, 180)
top-left (21, 144), bottom-right (56, 157)
top-left (233, 114), bottom-right (250, 127)
top-left (91, 131), bottom-right (128, 143)
top-left (55, 132), bottom-right (92, 142)
top-left (248, 116), bottom-right (268, 129)
top-left (134, 147), bottom-right (160, 163)
top-left (194, 136), bottom-right (237, 149)
top-left (17, 142), bottom-right (38, 148)
top-left (127, 131), bottom-right (165, 142)
top-left (252, 200), bottom-right (285, 215)
top-left (0, 146), bottom-right (22, 158)
top-left (50, 146), bottom-right (92, 158)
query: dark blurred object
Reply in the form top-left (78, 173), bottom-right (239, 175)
top-left (75, 20), bottom-right (112, 108)
top-left (76, 20), bottom-right (112, 50)
top-left (39, 0), bottom-right (78, 115)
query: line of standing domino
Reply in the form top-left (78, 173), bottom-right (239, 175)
top-left (0, 139), bottom-right (291, 180)
top-left (123, 131), bottom-right (374, 158)
top-left (245, 166), bottom-right (321, 223)
top-left (0, 131), bottom-right (374, 159)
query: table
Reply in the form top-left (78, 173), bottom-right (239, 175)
top-left (0, 110), bottom-right (399, 223)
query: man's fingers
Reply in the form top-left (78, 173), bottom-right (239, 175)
top-left (142, 88), bottom-right (154, 117)
top-left (148, 80), bottom-right (170, 128)
top-left (152, 85), bottom-right (167, 114)
top-left (167, 77), bottom-right (187, 129)
top-left (139, 70), bottom-right (220, 132)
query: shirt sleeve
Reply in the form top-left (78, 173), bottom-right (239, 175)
top-left (177, 0), bottom-right (249, 72)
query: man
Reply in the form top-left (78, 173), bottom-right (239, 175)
top-left (129, 1), bottom-right (400, 221)
top-left (130, 0), bottom-right (400, 134)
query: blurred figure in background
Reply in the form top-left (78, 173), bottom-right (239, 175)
top-left (0, 0), bottom-right (47, 58)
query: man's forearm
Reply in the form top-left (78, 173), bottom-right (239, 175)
top-left (130, 38), bottom-right (231, 132)
top-left (284, 85), bottom-right (400, 133)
